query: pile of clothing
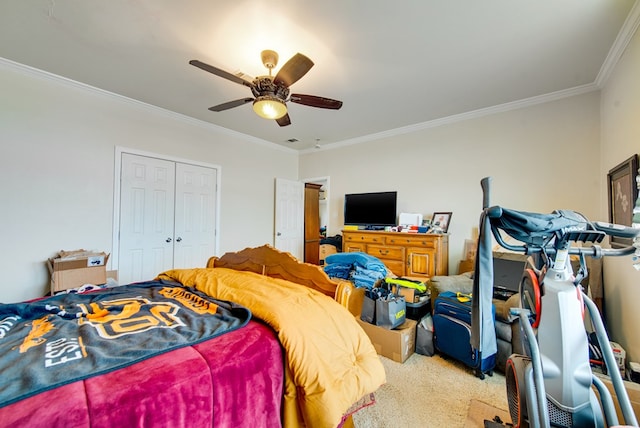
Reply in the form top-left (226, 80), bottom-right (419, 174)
top-left (323, 252), bottom-right (388, 289)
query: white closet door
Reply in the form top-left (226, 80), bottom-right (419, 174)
top-left (274, 178), bottom-right (304, 260)
top-left (173, 162), bottom-right (217, 269)
top-left (119, 153), bottom-right (176, 284)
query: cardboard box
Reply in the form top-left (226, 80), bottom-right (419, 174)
top-left (391, 285), bottom-right (417, 303)
top-left (594, 372), bottom-right (640, 423)
top-left (319, 244), bottom-right (337, 262)
top-left (389, 278), bottom-right (427, 303)
top-left (356, 317), bottom-right (417, 363)
top-left (458, 259), bottom-right (475, 274)
top-left (48, 250), bottom-right (109, 294)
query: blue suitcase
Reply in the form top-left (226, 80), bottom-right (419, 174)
top-left (433, 291), bottom-right (496, 379)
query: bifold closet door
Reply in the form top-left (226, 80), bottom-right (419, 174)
top-left (173, 162), bottom-right (217, 269)
top-left (119, 153), bottom-right (176, 284)
top-left (118, 153), bottom-right (218, 284)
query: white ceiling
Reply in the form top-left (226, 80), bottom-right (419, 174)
top-left (1, 1), bottom-right (638, 151)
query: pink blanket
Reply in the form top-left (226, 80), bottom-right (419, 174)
top-left (0, 320), bottom-right (284, 427)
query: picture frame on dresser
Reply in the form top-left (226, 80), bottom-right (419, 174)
top-left (607, 154), bottom-right (638, 248)
top-left (431, 212), bottom-right (452, 233)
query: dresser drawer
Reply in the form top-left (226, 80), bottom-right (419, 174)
top-left (367, 245), bottom-right (404, 261)
top-left (344, 242), bottom-right (366, 253)
top-left (343, 233), bottom-right (386, 245)
top-left (387, 235), bottom-right (437, 249)
top-left (382, 260), bottom-right (405, 277)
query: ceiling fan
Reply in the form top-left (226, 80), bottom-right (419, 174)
top-left (189, 50), bottom-right (343, 127)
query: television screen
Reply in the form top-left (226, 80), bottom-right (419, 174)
top-left (344, 191), bottom-right (397, 227)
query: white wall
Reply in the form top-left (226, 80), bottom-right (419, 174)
top-left (3, 28), bottom-right (638, 362)
top-left (600, 25), bottom-right (640, 362)
top-left (301, 27), bottom-right (640, 362)
top-left (0, 61), bottom-right (298, 303)
top-left (300, 92), bottom-right (602, 272)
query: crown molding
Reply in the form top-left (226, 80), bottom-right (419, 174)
top-left (0, 57), bottom-right (297, 154)
top-left (595, 0), bottom-right (640, 88)
top-left (303, 83), bottom-right (599, 154)
top-left (306, 3), bottom-right (640, 154)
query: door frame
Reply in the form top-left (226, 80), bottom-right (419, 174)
top-left (302, 176), bottom-right (330, 233)
top-left (112, 146), bottom-right (222, 272)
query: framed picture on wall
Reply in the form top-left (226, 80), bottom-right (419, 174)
top-left (607, 154), bottom-right (639, 247)
top-left (431, 212), bottom-right (453, 233)
top-left (463, 239), bottom-right (478, 261)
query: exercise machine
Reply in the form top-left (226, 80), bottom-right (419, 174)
top-left (478, 177), bottom-right (639, 428)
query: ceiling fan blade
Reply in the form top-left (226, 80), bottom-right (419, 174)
top-left (189, 60), bottom-right (254, 88)
top-left (276, 114), bottom-right (291, 127)
top-left (208, 98), bottom-right (254, 112)
top-left (273, 53), bottom-right (314, 87)
top-left (290, 94), bottom-right (343, 110)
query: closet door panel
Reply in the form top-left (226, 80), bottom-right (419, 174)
top-left (119, 153), bottom-right (176, 284)
top-left (173, 163), bottom-right (218, 269)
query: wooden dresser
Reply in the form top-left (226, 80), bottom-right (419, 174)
top-left (342, 230), bottom-right (449, 279)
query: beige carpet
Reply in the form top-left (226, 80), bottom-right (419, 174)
top-left (353, 352), bottom-right (511, 428)
top-left (465, 399), bottom-right (512, 428)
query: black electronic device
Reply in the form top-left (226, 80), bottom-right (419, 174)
top-left (492, 252), bottom-right (527, 300)
top-left (344, 191), bottom-right (397, 228)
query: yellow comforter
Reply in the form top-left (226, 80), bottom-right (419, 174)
top-left (158, 268), bottom-right (385, 428)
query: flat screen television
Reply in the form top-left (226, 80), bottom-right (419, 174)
top-left (344, 191), bottom-right (397, 228)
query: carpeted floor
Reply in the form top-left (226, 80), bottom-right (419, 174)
top-left (465, 399), bottom-right (512, 428)
top-left (353, 352), bottom-right (512, 427)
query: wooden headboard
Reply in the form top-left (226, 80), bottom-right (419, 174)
top-left (206, 244), bottom-right (340, 298)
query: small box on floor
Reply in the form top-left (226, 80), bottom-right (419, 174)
top-left (319, 244), bottom-right (337, 265)
top-left (594, 372), bottom-right (640, 421)
top-left (48, 249), bottom-right (109, 294)
top-left (356, 317), bottom-right (416, 363)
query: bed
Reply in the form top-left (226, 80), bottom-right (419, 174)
top-left (0, 244), bottom-right (385, 428)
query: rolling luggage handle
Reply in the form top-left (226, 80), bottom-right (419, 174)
top-left (455, 292), bottom-right (471, 303)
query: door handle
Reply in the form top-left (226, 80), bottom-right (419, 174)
top-left (277, 232), bottom-right (282, 236)
top-left (176, 237), bottom-right (182, 242)
top-left (166, 237), bottom-right (172, 243)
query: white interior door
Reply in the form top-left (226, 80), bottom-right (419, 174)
top-left (173, 162), bottom-right (217, 269)
top-left (117, 151), bottom-right (219, 283)
top-left (119, 153), bottom-right (176, 284)
top-left (274, 178), bottom-right (304, 260)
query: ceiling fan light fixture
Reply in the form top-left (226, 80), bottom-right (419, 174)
top-left (253, 96), bottom-right (287, 119)
top-left (190, 51), bottom-right (342, 127)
